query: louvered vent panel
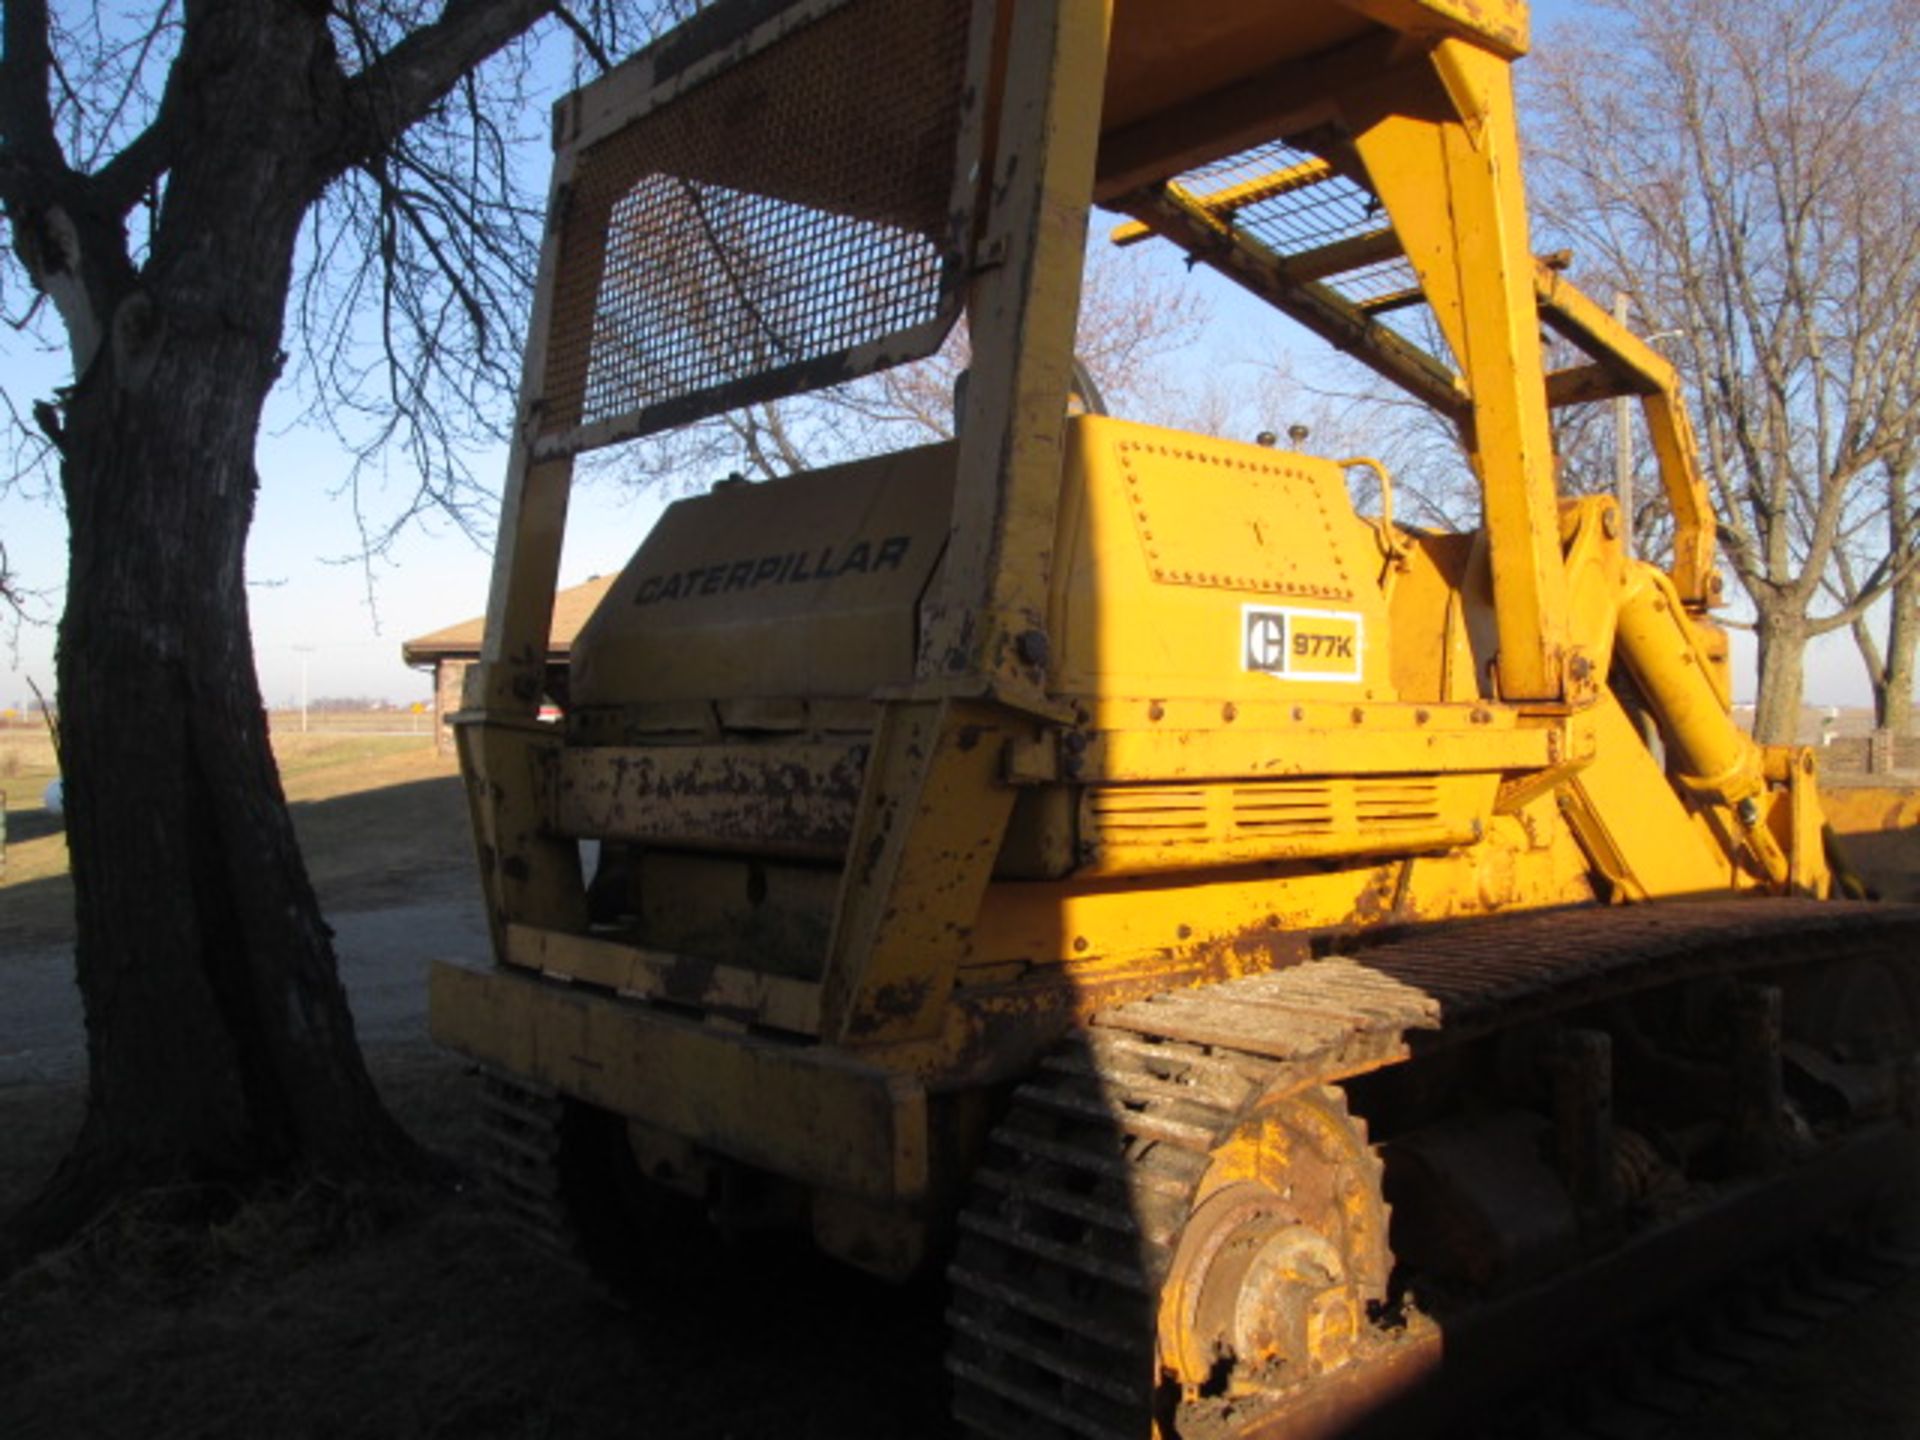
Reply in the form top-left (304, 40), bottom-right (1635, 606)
top-left (1230, 784), bottom-right (1336, 836)
top-left (1353, 779), bottom-right (1444, 830)
top-left (1086, 787), bottom-right (1210, 836)
top-left (1081, 776), bottom-right (1477, 875)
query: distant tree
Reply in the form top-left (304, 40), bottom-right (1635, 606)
top-left (0, 0), bottom-right (666, 1258)
top-left (1299, 330), bottom-right (1637, 546)
top-left (0, 538), bottom-right (19, 617)
top-left (854, 247), bottom-right (1215, 443)
top-left (1834, 444), bottom-right (1920, 732)
top-left (1526, 0), bottom-right (1920, 741)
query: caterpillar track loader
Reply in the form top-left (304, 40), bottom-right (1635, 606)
top-left (431, 1), bottom-right (1920, 1433)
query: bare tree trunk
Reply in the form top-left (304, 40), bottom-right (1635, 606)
top-left (1883, 582), bottom-right (1919, 733)
top-left (3, 12), bottom-right (420, 1258)
top-left (1872, 459), bottom-right (1918, 734)
top-left (1753, 611), bottom-right (1809, 744)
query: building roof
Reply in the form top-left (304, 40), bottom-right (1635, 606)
top-left (401, 574), bottom-right (618, 666)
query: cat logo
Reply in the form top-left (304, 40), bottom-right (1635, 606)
top-left (1243, 605), bottom-right (1364, 683)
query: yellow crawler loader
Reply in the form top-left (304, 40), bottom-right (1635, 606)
top-left (431, 1), bottom-right (1920, 1434)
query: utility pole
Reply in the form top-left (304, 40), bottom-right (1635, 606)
top-left (294, 645), bottom-right (316, 734)
top-left (1613, 291), bottom-right (1634, 560)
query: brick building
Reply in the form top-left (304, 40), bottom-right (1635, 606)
top-left (401, 575), bottom-right (617, 753)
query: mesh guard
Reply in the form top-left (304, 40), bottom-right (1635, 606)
top-left (536, 0), bottom-right (986, 455)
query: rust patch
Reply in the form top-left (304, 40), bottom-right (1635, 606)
top-left (658, 949), bottom-right (716, 1004)
top-left (846, 976), bottom-right (935, 1037)
top-left (1224, 919), bottom-right (1312, 972)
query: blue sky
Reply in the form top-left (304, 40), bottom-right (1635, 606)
top-left (0, 0), bottom-right (1880, 711)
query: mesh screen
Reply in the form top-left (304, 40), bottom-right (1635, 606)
top-left (541, 0), bottom-right (979, 448)
top-left (1179, 140), bottom-right (1426, 323)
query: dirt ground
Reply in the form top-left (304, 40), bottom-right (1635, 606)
top-left (0, 1049), bottom-right (955, 1440)
top-left (3, 737), bottom-right (1919, 1438)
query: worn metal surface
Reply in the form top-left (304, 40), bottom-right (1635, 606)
top-left (914, 0), bottom-right (1112, 696)
top-left (502, 922), bottom-right (823, 1034)
top-left (430, 957), bottom-right (925, 1199)
top-left (566, 442), bottom-right (958, 708)
top-left (819, 699), bottom-right (1020, 1046)
top-left (1101, 900), bottom-right (1920, 1058)
top-left (942, 899), bottom-right (1920, 1438)
top-left (547, 741), bottom-right (868, 859)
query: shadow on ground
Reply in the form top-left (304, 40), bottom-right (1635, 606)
top-left (1, 775), bottom-right (473, 952)
top-left (3, 809), bottom-right (63, 845)
top-left (1837, 828), bottom-right (1920, 902)
top-left (0, 1047), bottom-right (951, 1440)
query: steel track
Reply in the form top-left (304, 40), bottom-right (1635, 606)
top-left (470, 1068), bottom-right (581, 1259)
top-left (947, 899), bottom-right (1920, 1440)
top-left (1484, 1226), bottom-right (1920, 1440)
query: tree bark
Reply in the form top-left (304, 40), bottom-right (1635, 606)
top-left (1882, 581), bottom-right (1919, 733)
top-left (1752, 610), bottom-right (1809, 744)
top-left (4, 7), bottom-right (419, 1258)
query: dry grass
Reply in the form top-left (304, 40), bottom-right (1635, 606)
top-left (267, 709), bottom-right (437, 739)
top-left (0, 732), bottom-right (459, 950)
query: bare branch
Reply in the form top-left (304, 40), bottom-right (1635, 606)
top-left (341, 0), bottom-right (553, 165)
top-left (550, 3), bottom-right (614, 72)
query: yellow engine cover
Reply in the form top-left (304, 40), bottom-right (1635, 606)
top-left (1050, 417), bottom-right (1396, 705)
top-left (569, 442), bottom-right (957, 711)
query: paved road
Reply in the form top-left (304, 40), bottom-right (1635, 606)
top-left (0, 896), bottom-right (488, 1088)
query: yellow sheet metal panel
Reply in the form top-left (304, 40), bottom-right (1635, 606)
top-left (1560, 695), bottom-right (1732, 900)
top-left (1386, 532), bottom-right (1494, 703)
top-left (1099, 0), bottom-right (1528, 147)
top-left (568, 442), bottom-right (956, 706)
top-left (456, 718), bottom-right (587, 951)
top-left (1081, 703), bottom-right (1545, 780)
top-left (961, 831), bottom-right (1595, 974)
top-left (1053, 417), bottom-right (1396, 703)
top-left (820, 700), bottom-right (1020, 1046)
top-left (503, 922), bottom-right (824, 1034)
top-left (430, 958), bottom-right (926, 1199)
top-left (1331, 0), bottom-right (1527, 57)
top-left (1103, 2), bottom-right (1371, 133)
